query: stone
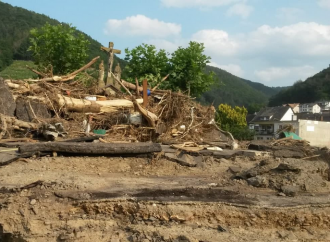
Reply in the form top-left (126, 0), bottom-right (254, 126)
top-left (247, 176), bottom-right (268, 188)
top-left (0, 78), bottom-right (16, 116)
top-left (229, 166), bottom-right (241, 174)
top-left (16, 97), bottom-right (51, 122)
top-left (281, 185), bottom-right (300, 197)
top-left (30, 199), bottom-right (37, 205)
top-left (164, 153), bottom-right (197, 167)
top-left (275, 163), bottom-right (301, 173)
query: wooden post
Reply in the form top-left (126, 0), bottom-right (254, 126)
top-left (143, 79), bottom-right (148, 107)
top-left (101, 42), bottom-right (121, 94)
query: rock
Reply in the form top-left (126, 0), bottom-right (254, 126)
top-left (274, 163), bottom-right (301, 173)
top-left (219, 158), bottom-right (230, 164)
top-left (274, 150), bottom-right (304, 158)
top-left (0, 78), bottom-right (16, 116)
top-left (30, 199), bottom-right (37, 205)
top-left (16, 97), bottom-right (51, 122)
top-left (281, 185), bottom-right (300, 197)
top-left (245, 159), bottom-right (279, 178)
top-left (164, 153), bottom-right (197, 167)
top-left (247, 176), bottom-right (269, 188)
top-left (229, 166), bottom-right (241, 174)
top-left (277, 192), bottom-right (286, 197)
top-left (217, 225), bottom-right (227, 232)
top-left (170, 215), bottom-right (186, 222)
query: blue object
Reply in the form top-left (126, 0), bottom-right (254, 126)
top-left (142, 89), bottom-right (151, 96)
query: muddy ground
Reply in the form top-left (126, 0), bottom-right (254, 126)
top-left (1, 150), bottom-right (330, 241)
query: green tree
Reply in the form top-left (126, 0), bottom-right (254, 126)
top-left (28, 23), bottom-right (90, 74)
top-left (170, 41), bottom-right (215, 96)
top-left (216, 104), bottom-right (254, 140)
top-left (124, 41), bottom-right (215, 97)
top-left (124, 44), bottom-right (169, 85)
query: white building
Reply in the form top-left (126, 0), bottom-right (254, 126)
top-left (299, 103), bottom-right (321, 113)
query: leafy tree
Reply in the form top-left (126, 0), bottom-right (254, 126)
top-left (28, 23), bottom-right (90, 74)
top-left (124, 41), bottom-right (215, 97)
top-left (124, 44), bottom-right (169, 85)
top-left (169, 41), bottom-right (215, 97)
top-left (217, 104), bottom-right (247, 131)
top-left (216, 104), bottom-right (254, 140)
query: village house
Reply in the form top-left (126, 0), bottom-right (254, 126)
top-left (250, 107), bottom-right (330, 147)
top-left (299, 103), bottom-right (321, 113)
top-left (249, 106), bottom-right (298, 141)
top-left (318, 101), bottom-right (330, 112)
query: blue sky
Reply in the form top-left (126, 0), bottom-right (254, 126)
top-left (3, 0), bottom-right (330, 86)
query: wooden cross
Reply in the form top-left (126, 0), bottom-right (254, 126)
top-left (101, 42), bottom-right (121, 78)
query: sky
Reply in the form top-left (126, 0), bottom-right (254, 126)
top-left (2, 0), bottom-right (330, 87)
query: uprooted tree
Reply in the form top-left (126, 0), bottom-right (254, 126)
top-left (124, 41), bottom-right (215, 97)
top-left (28, 23), bottom-right (90, 75)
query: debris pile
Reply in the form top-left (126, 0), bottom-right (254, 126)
top-left (0, 55), bottom-right (233, 161)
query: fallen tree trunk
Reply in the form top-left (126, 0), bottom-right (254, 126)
top-left (57, 95), bottom-right (143, 113)
top-left (19, 142), bottom-right (162, 155)
top-left (0, 114), bottom-right (39, 130)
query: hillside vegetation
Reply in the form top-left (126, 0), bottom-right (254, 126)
top-left (269, 66), bottom-right (330, 106)
top-left (0, 1), bottom-right (124, 72)
top-left (199, 66), bottom-right (283, 112)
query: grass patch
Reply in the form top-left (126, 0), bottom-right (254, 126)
top-left (0, 60), bottom-right (38, 79)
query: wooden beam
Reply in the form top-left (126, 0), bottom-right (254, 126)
top-left (19, 142), bottom-right (162, 155)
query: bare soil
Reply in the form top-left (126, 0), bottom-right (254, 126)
top-left (1, 153), bottom-right (330, 241)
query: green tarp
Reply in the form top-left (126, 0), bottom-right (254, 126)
top-left (282, 132), bottom-right (302, 140)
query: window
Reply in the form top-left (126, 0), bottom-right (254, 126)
top-left (257, 137), bottom-right (263, 140)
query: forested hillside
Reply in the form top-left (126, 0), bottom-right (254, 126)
top-left (0, 1), bottom-right (125, 72)
top-left (269, 66), bottom-right (330, 106)
top-left (199, 66), bottom-right (283, 112)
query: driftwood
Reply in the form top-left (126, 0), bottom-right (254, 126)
top-left (98, 60), bottom-right (105, 89)
top-left (26, 66), bottom-right (46, 78)
top-left (19, 142), bottom-right (162, 155)
top-left (57, 95), bottom-right (143, 113)
top-left (24, 56), bottom-right (100, 82)
top-left (132, 97), bottom-right (158, 128)
top-left (0, 114), bottom-right (39, 130)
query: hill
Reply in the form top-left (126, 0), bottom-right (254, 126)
top-left (268, 66), bottom-right (330, 106)
top-left (199, 66), bottom-right (284, 112)
top-left (0, 1), bottom-right (125, 72)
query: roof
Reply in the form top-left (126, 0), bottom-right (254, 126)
top-left (296, 113), bottom-right (330, 121)
top-left (246, 114), bottom-right (256, 124)
top-left (282, 132), bottom-right (302, 140)
top-left (250, 106), bottom-right (291, 123)
top-left (287, 103), bottom-right (299, 108)
top-left (300, 103), bottom-right (320, 107)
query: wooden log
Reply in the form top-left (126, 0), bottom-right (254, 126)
top-left (0, 114), bottom-right (39, 130)
top-left (57, 95), bottom-right (143, 113)
top-left (98, 60), bottom-right (105, 89)
top-left (26, 66), bottom-right (46, 77)
top-left (19, 142), bottom-right (162, 155)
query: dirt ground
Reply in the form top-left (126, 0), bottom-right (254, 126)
top-left (1, 151), bottom-right (330, 241)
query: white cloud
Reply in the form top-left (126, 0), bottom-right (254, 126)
top-left (192, 30), bottom-right (239, 56)
top-left (226, 3), bottom-right (254, 19)
top-left (210, 62), bottom-right (244, 77)
top-left (147, 39), bottom-right (181, 53)
top-left (104, 15), bottom-right (181, 38)
top-left (161, 0), bottom-right (241, 8)
top-left (277, 8), bottom-right (303, 21)
top-left (318, 0), bottom-right (330, 9)
top-left (191, 22), bottom-right (330, 62)
top-left (254, 66), bottom-right (316, 83)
